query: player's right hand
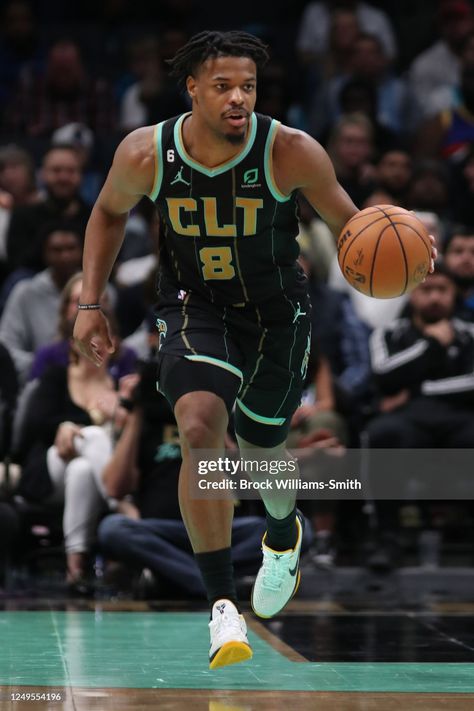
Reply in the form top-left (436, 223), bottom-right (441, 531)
top-left (73, 309), bottom-right (115, 366)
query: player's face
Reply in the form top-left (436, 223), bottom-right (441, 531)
top-left (187, 56), bottom-right (257, 144)
top-left (410, 274), bottom-right (456, 323)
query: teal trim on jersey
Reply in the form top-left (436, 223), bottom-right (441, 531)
top-left (174, 113), bottom-right (258, 177)
top-left (149, 122), bottom-right (164, 201)
top-left (236, 398), bottom-right (286, 426)
top-left (264, 119), bottom-right (291, 203)
top-left (184, 354), bottom-right (243, 380)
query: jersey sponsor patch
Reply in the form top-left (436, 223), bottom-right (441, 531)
top-left (241, 167), bottom-right (261, 188)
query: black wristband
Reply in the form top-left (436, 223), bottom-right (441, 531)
top-left (77, 303), bottom-right (102, 310)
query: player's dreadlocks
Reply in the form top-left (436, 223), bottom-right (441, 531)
top-left (168, 30), bottom-right (269, 91)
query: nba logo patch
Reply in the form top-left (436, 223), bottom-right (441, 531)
top-left (178, 289), bottom-right (187, 301)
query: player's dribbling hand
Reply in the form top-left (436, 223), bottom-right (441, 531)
top-left (428, 234), bottom-right (438, 274)
top-left (72, 309), bottom-right (115, 366)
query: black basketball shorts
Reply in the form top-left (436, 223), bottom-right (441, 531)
top-left (154, 286), bottom-right (311, 447)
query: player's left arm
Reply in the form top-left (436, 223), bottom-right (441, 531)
top-left (273, 127), bottom-right (358, 240)
top-left (274, 126), bottom-right (437, 268)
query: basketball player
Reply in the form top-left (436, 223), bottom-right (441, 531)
top-left (73, 31), bottom-right (436, 669)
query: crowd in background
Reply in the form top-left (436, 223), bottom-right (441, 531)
top-left (0, 0), bottom-right (474, 596)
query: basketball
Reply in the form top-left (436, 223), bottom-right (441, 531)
top-left (337, 205), bottom-right (431, 298)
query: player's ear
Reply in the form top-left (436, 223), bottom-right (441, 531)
top-left (186, 75), bottom-right (197, 101)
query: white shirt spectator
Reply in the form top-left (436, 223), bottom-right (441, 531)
top-left (328, 254), bottom-right (407, 330)
top-left (408, 41), bottom-right (460, 124)
top-left (297, 2), bottom-right (397, 60)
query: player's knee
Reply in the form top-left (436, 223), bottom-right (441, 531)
top-left (176, 394), bottom-right (228, 449)
top-left (179, 415), bottom-right (219, 449)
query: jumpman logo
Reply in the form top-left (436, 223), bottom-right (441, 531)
top-left (171, 166), bottom-right (191, 186)
top-left (292, 302), bottom-right (307, 323)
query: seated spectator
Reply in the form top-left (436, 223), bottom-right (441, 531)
top-left (30, 271), bottom-right (136, 382)
top-left (326, 112), bottom-right (376, 205)
top-left (367, 262), bottom-right (474, 449)
top-left (365, 262), bottom-right (474, 563)
top-left (407, 0), bottom-right (474, 127)
top-left (415, 57), bottom-right (474, 162)
top-left (297, 0), bottom-right (396, 66)
top-left (14, 329), bottom-right (135, 592)
top-left (5, 38), bottom-right (115, 138)
top-left (0, 144), bottom-right (39, 210)
top-left (98, 360), bottom-right (313, 599)
top-left (321, 7), bottom-right (361, 80)
top-left (0, 223), bottom-right (83, 384)
top-left (119, 37), bottom-right (187, 132)
top-left (451, 144), bottom-right (474, 224)
top-left (5, 144), bottom-right (89, 281)
top-left (335, 78), bottom-right (400, 154)
top-left (0, 144), bottom-right (40, 283)
top-left (115, 35), bottom-right (162, 103)
top-left (51, 123), bottom-right (104, 206)
top-left (405, 161), bottom-right (452, 224)
top-left (0, 0), bottom-right (44, 106)
top-left (443, 227), bottom-right (474, 319)
top-left (314, 34), bottom-right (407, 139)
top-left (374, 150), bottom-right (413, 205)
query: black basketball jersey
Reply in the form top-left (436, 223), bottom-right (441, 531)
top-left (149, 112), bottom-right (305, 305)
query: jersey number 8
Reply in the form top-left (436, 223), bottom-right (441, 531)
top-left (199, 246), bottom-right (236, 280)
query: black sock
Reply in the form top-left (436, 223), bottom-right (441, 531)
top-left (265, 506), bottom-right (298, 551)
top-left (194, 547), bottom-right (239, 612)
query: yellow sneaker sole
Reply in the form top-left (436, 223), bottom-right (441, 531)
top-left (209, 641), bottom-right (253, 670)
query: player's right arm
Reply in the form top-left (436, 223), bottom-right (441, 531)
top-left (73, 126), bottom-right (156, 364)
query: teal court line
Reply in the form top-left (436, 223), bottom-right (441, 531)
top-left (1, 611), bottom-right (474, 693)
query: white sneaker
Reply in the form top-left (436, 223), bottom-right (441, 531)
top-left (208, 599), bottom-right (253, 669)
top-left (251, 512), bottom-right (304, 618)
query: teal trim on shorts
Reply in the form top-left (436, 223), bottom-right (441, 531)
top-left (264, 119), bottom-right (291, 203)
top-left (236, 398), bottom-right (286, 426)
top-left (184, 354), bottom-right (243, 381)
top-left (174, 112), bottom-right (257, 177)
top-left (149, 122), bottom-right (164, 201)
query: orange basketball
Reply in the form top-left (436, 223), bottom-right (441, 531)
top-left (337, 205), bottom-right (431, 298)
